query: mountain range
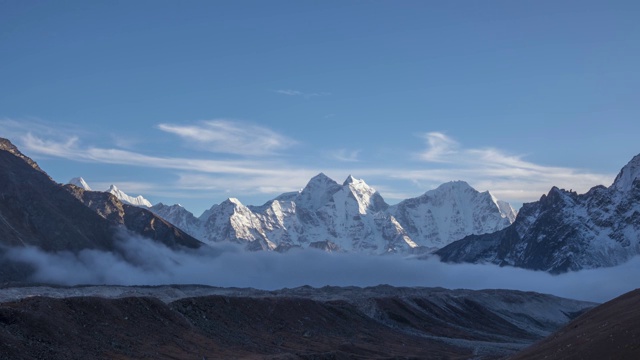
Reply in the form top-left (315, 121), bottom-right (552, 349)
top-left (68, 148), bottom-right (640, 274)
top-left (143, 173), bottom-right (517, 253)
top-left (437, 154), bottom-right (640, 273)
top-left (4, 135), bottom-right (640, 274)
top-left (72, 172), bottom-right (517, 254)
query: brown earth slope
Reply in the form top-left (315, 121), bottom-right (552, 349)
top-left (0, 286), bottom-right (595, 360)
top-left (510, 288), bottom-right (640, 360)
top-left (0, 295), bottom-right (469, 360)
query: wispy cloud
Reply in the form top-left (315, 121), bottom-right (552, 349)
top-left (157, 120), bottom-right (296, 156)
top-left (419, 132), bottom-right (459, 162)
top-left (175, 172), bottom-right (316, 196)
top-left (2, 119), bottom-right (617, 211)
top-left (21, 133), bottom-right (285, 175)
top-left (409, 132), bottom-right (614, 204)
top-left (274, 89), bottom-right (331, 98)
top-left (328, 149), bottom-right (361, 162)
top-left (0, 118), bottom-right (89, 141)
top-left (17, 131), bottom-right (317, 200)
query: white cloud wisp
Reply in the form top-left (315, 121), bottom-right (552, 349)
top-left (274, 89), bottom-right (331, 98)
top-left (409, 132), bottom-right (614, 204)
top-left (1, 119), bottom-right (617, 210)
top-left (157, 119), bottom-right (296, 156)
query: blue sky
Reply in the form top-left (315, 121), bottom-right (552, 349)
top-left (1, 0), bottom-right (639, 216)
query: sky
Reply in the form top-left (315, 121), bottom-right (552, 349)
top-left (1, 0), bottom-right (639, 216)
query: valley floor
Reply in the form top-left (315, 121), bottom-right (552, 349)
top-left (0, 285), bottom-right (593, 359)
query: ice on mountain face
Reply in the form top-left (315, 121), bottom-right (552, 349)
top-left (612, 154), bottom-right (640, 192)
top-left (341, 175), bottom-right (388, 214)
top-left (198, 197), bottom-right (276, 251)
top-left (150, 203), bottom-right (202, 239)
top-left (68, 177), bottom-right (92, 191)
top-left (496, 200), bottom-right (518, 223)
top-left (107, 185), bottom-right (152, 207)
top-left (388, 181), bottom-right (515, 249)
top-left (296, 173), bottom-right (342, 211)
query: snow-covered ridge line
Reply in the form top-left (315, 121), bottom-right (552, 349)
top-left (66, 178), bottom-right (152, 208)
top-left (150, 174), bottom-right (516, 254)
top-left (107, 184), bottom-right (152, 207)
top-left (69, 177), bottom-right (91, 191)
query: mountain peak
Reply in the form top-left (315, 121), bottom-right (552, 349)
top-left (343, 174), bottom-right (357, 185)
top-left (0, 137), bottom-right (44, 173)
top-left (612, 153), bottom-right (640, 192)
top-left (342, 174), bottom-right (374, 190)
top-left (437, 180), bottom-right (473, 190)
top-left (224, 197), bottom-right (243, 206)
top-left (308, 172), bottom-right (335, 184)
top-left (339, 175), bottom-right (387, 214)
top-left (68, 177), bottom-right (92, 191)
top-left (107, 185), bottom-right (152, 207)
top-left (298, 173), bottom-right (342, 210)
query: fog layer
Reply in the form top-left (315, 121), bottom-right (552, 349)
top-left (5, 234), bottom-right (639, 303)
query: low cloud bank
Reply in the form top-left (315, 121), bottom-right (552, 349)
top-left (5, 234), bottom-right (639, 303)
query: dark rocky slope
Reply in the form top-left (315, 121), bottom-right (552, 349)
top-left (0, 139), bottom-right (116, 252)
top-left (510, 288), bottom-right (640, 360)
top-left (0, 137), bottom-right (202, 282)
top-left (437, 154), bottom-right (640, 273)
top-left (0, 285), bottom-right (594, 360)
top-left (64, 186), bottom-right (201, 250)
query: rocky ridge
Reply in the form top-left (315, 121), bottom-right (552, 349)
top-left (437, 153), bottom-right (640, 273)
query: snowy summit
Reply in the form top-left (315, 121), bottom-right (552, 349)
top-left (68, 177), bottom-right (92, 191)
top-left (107, 185), bottom-right (152, 208)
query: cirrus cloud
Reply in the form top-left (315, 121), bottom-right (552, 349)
top-left (157, 119), bottom-right (296, 156)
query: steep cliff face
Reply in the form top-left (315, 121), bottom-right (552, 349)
top-left (437, 154), bottom-right (640, 273)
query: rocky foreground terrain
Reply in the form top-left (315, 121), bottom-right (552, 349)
top-left (0, 285), bottom-right (594, 360)
top-left (509, 288), bottom-right (640, 360)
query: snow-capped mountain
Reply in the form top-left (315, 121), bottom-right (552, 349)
top-left (66, 178), bottom-right (153, 208)
top-left (388, 181), bottom-right (517, 249)
top-left (437, 153), bottom-right (640, 273)
top-left (154, 173), bottom-right (515, 253)
top-left (150, 203), bottom-right (202, 238)
top-left (107, 185), bottom-right (152, 208)
top-left (68, 177), bottom-right (92, 191)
